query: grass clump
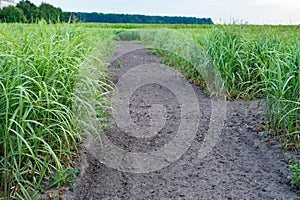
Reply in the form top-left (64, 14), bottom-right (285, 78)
top-left (0, 22), bottom-right (114, 199)
top-left (114, 30), bottom-right (141, 41)
top-left (288, 162), bottom-right (300, 188)
top-left (197, 26), bottom-right (299, 151)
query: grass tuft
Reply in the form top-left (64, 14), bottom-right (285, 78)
top-left (0, 23), bottom-right (114, 199)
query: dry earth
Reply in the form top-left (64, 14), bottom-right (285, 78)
top-left (58, 41), bottom-right (300, 200)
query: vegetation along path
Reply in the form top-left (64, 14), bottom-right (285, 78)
top-left (65, 41), bottom-right (299, 199)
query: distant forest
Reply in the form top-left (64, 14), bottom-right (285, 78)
top-left (0, 0), bottom-right (213, 24)
top-left (74, 12), bottom-right (213, 24)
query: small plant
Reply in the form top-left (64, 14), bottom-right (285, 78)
top-left (117, 60), bottom-right (123, 68)
top-left (288, 162), bottom-right (300, 188)
top-left (48, 167), bottom-right (80, 191)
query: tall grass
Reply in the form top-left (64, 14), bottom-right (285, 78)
top-left (0, 22), bottom-right (114, 199)
top-left (195, 26), bottom-right (299, 151)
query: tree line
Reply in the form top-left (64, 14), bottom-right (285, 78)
top-left (0, 0), bottom-right (213, 24)
top-left (0, 0), bottom-right (73, 23)
top-left (74, 12), bottom-right (213, 24)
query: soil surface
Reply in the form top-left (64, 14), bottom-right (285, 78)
top-left (62, 41), bottom-right (299, 200)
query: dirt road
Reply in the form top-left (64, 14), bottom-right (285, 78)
top-left (66, 41), bottom-right (299, 200)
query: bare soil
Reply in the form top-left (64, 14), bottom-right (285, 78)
top-left (61, 41), bottom-right (300, 200)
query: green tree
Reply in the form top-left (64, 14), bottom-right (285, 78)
top-left (0, 6), bottom-right (26, 23)
top-left (62, 12), bottom-right (78, 23)
top-left (38, 3), bottom-right (62, 23)
top-left (16, 0), bottom-right (39, 23)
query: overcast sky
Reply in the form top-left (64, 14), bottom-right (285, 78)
top-left (17, 0), bottom-right (300, 25)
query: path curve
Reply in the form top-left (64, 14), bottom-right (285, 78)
top-left (66, 41), bottom-right (299, 200)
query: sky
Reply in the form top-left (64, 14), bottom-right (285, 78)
top-left (16, 0), bottom-right (300, 25)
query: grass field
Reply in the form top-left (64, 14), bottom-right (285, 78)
top-left (0, 22), bottom-right (114, 199)
top-left (0, 23), bottom-right (299, 198)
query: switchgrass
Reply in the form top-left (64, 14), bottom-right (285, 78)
top-left (0, 22), bottom-right (114, 199)
top-left (196, 26), bottom-right (299, 152)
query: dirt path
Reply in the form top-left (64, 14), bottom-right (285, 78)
top-left (66, 41), bottom-right (299, 199)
